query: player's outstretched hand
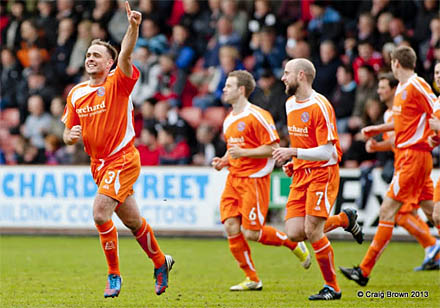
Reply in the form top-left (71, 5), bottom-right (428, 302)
top-left (125, 1), bottom-right (142, 27)
top-left (365, 138), bottom-right (377, 153)
top-left (361, 125), bottom-right (380, 140)
top-left (282, 161), bottom-right (294, 178)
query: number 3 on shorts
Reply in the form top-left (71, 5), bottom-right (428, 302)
top-left (314, 191), bottom-right (324, 211)
top-left (104, 170), bottom-right (116, 184)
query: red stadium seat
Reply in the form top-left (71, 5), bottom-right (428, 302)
top-left (179, 106), bottom-right (202, 128)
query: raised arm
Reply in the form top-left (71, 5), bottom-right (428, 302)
top-left (118, 1), bottom-right (142, 77)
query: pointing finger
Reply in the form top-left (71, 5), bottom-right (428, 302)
top-left (125, 1), bottom-right (131, 14)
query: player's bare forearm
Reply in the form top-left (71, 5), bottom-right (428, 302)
top-left (362, 122), bottom-right (394, 139)
top-left (118, 1), bottom-right (141, 76)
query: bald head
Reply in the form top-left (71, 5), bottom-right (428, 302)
top-left (285, 58), bottom-right (316, 84)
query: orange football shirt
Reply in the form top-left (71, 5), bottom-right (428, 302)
top-left (62, 65), bottom-right (140, 160)
top-left (286, 90), bottom-right (342, 170)
top-left (223, 103), bottom-right (280, 177)
top-left (392, 74), bottom-right (436, 151)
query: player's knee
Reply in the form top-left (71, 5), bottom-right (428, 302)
top-left (242, 229), bottom-right (259, 241)
top-left (224, 218), bottom-right (240, 236)
top-left (304, 225), bottom-right (321, 242)
top-left (93, 212), bottom-right (109, 225)
top-left (286, 228), bottom-right (306, 242)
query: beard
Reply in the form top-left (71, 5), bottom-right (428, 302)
top-left (285, 82), bottom-right (298, 96)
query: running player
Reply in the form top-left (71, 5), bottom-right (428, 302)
top-left (340, 46), bottom-right (440, 286)
top-left (212, 70), bottom-right (311, 292)
top-left (273, 58), bottom-right (344, 300)
top-left (62, 2), bottom-right (173, 298)
top-left (364, 72), bottom-right (439, 271)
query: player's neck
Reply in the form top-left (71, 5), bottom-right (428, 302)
top-left (89, 73), bottom-right (107, 86)
top-left (397, 70), bottom-right (414, 85)
top-left (295, 86), bottom-right (313, 101)
top-left (231, 97), bottom-right (248, 114)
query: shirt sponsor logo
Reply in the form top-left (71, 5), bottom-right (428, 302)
top-left (76, 101), bottom-right (106, 117)
top-left (288, 125), bottom-right (308, 136)
top-left (237, 121), bottom-right (246, 131)
top-left (228, 136), bottom-right (245, 145)
top-left (301, 111), bottom-right (310, 123)
top-left (97, 86), bottom-right (105, 97)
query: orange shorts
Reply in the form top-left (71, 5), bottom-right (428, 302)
top-left (387, 149), bottom-right (432, 205)
top-left (285, 164), bottom-right (340, 219)
top-left (220, 174), bottom-right (270, 230)
top-left (91, 146), bottom-right (140, 203)
top-left (399, 176), bottom-right (433, 213)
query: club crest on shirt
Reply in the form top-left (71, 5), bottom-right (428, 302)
top-left (401, 90), bottom-right (407, 100)
top-left (237, 121), bottom-right (246, 131)
top-left (97, 86), bottom-right (105, 97)
top-left (301, 111), bottom-right (310, 123)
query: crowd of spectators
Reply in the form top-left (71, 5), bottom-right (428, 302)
top-left (1, 0), bottom-right (440, 168)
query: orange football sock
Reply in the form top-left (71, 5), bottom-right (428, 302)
top-left (228, 233), bottom-right (259, 282)
top-left (311, 236), bottom-right (340, 292)
top-left (258, 225), bottom-right (298, 250)
top-left (395, 213), bottom-right (436, 248)
top-left (96, 220), bottom-right (120, 275)
top-left (360, 220), bottom-right (394, 277)
top-left (324, 212), bottom-right (349, 233)
top-left (134, 217), bottom-right (165, 268)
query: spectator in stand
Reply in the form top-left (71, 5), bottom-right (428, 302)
top-left (286, 39), bottom-right (311, 61)
top-left (4, 0), bottom-right (27, 51)
top-left (285, 20), bottom-right (307, 55)
top-left (247, 0), bottom-right (278, 35)
top-left (220, 0), bottom-right (248, 38)
top-left (207, 0), bottom-right (222, 38)
top-left (192, 122), bottom-right (226, 166)
top-left (131, 44), bottom-right (160, 106)
top-left (47, 96), bottom-right (65, 140)
top-left (252, 26), bottom-right (286, 79)
top-left (0, 47), bottom-right (22, 110)
top-left (108, 0), bottom-right (130, 44)
top-left (389, 17), bottom-right (410, 46)
top-left (341, 36), bottom-right (357, 65)
top-left (50, 17), bottom-right (75, 87)
top-left (331, 64), bottom-right (357, 134)
top-left (55, 0), bottom-right (80, 24)
top-left (140, 97), bottom-right (158, 130)
top-left (16, 19), bottom-right (50, 68)
top-left (251, 69), bottom-right (287, 129)
top-left (21, 94), bottom-right (52, 154)
top-left (376, 12), bottom-right (393, 50)
top-left (193, 45), bottom-right (244, 110)
top-left (381, 42), bottom-right (396, 72)
top-left (414, 0), bottom-right (439, 48)
top-left (66, 20), bottom-right (93, 82)
top-left (35, 0), bottom-right (57, 48)
top-left (357, 12), bottom-right (379, 50)
top-left (348, 64), bottom-right (378, 133)
top-left (307, 0), bottom-right (343, 59)
top-left (91, 0), bottom-right (114, 27)
top-left (178, 0), bottom-right (212, 55)
top-left (13, 135), bottom-right (46, 164)
top-left (137, 17), bottom-right (169, 55)
top-left (204, 16), bottom-right (241, 68)
top-left (44, 134), bottom-right (62, 165)
top-left (17, 71), bottom-right (56, 124)
top-left (91, 20), bottom-right (110, 42)
top-left (353, 39), bottom-right (383, 83)
top-left (137, 126), bottom-right (160, 166)
top-left (312, 40), bottom-right (342, 98)
top-left (157, 124), bottom-right (191, 165)
top-left (422, 16), bottom-right (440, 75)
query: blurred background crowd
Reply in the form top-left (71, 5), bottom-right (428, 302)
top-left (0, 0), bottom-right (439, 168)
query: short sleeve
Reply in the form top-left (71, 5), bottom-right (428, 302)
top-left (252, 111), bottom-right (280, 145)
top-left (314, 105), bottom-right (337, 146)
top-left (115, 64), bottom-right (140, 95)
top-left (61, 96), bottom-right (80, 129)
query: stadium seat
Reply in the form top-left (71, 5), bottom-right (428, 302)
top-left (0, 108), bottom-right (20, 128)
top-left (203, 106), bottom-right (227, 131)
top-left (179, 106), bottom-right (202, 128)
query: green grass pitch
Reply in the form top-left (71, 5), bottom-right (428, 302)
top-left (0, 236), bottom-right (439, 307)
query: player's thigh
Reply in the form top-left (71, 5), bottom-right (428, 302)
top-left (240, 176), bottom-right (270, 231)
top-left (220, 175), bottom-right (240, 223)
top-left (306, 166), bottom-right (339, 218)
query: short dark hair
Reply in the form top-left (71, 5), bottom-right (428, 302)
top-left (89, 39), bottom-right (118, 61)
top-left (339, 64), bottom-right (354, 77)
top-left (391, 46), bottom-right (416, 70)
top-left (228, 70), bottom-right (256, 98)
top-left (378, 72), bottom-right (398, 88)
